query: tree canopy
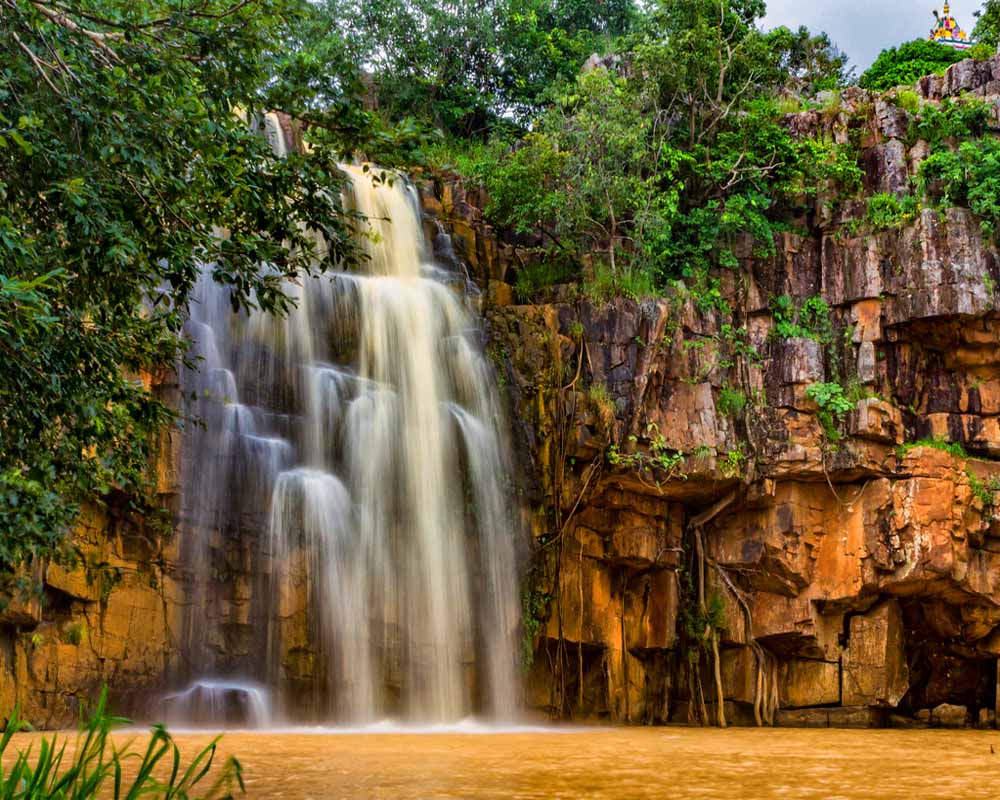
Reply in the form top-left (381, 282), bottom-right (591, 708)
top-left (322, 0), bottom-right (638, 136)
top-left (974, 0), bottom-right (1000, 50)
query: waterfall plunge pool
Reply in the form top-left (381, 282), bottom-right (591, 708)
top-left (6, 727), bottom-right (1000, 798)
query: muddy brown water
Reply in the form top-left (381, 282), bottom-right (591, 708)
top-left (8, 726), bottom-right (1000, 798)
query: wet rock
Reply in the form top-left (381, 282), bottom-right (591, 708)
top-left (780, 659), bottom-right (840, 708)
top-left (779, 338), bottom-right (825, 385)
top-left (932, 703), bottom-right (969, 728)
top-left (842, 599), bottom-right (909, 708)
top-left (776, 706), bottom-right (886, 728)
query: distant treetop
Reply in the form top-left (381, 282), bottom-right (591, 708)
top-left (859, 38), bottom-right (966, 91)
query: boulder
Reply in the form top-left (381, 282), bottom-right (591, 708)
top-left (931, 703), bottom-right (969, 728)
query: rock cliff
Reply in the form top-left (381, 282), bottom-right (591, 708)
top-left (421, 56), bottom-right (1000, 728)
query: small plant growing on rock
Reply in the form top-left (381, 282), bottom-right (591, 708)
top-left (716, 386), bottom-right (747, 418)
top-left (863, 192), bottom-right (919, 231)
top-left (605, 423), bottom-right (686, 482)
top-left (770, 294), bottom-right (832, 344)
top-left (62, 622), bottom-right (85, 646)
top-left (967, 469), bottom-right (1000, 520)
top-left (806, 381), bottom-right (854, 441)
top-left (519, 584), bottom-right (552, 670)
top-left (897, 437), bottom-right (968, 459)
top-left (720, 446), bottom-right (746, 479)
top-left (895, 89), bottom-right (921, 115)
top-left (586, 383), bottom-right (617, 435)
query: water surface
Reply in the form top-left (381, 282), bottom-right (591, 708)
top-left (12, 727), bottom-right (1000, 798)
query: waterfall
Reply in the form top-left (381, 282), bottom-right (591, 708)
top-left (176, 117), bottom-right (520, 725)
top-left (162, 680), bottom-right (273, 729)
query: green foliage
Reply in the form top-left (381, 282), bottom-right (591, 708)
top-left (843, 378), bottom-right (877, 406)
top-left (513, 260), bottom-right (578, 302)
top-left (919, 136), bottom-right (1000, 241)
top-left (717, 386), bottom-right (747, 418)
top-left (864, 193), bottom-right (920, 231)
top-left (0, 689), bottom-right (244, 798)
top-left (967, 468), bottom-right (1000, 519)
top-left (323, 0), bottom-right (637, 135)
top-left (909, 96), bottom-right (993, 146)
top-left (809, 140), bottom-right (864, 199)
top-left (61, 623), bottom-right (85, 647)
top-left (897, 437), bottom-right (969, 459)
top-left (520, 585), bottom-right (552, 669)
top-left (770, 295), bottom-right (833, 343)
top-left (443, 0), bottom-right (854, 301)
top-left (974, 0), bottom-right (1000, 50)
top-left (762, 25), bottom-right (854, 92)
top-left (718, 323), bottom-right (763, 366)
top-left (720, 445), bottom-right (746, 479)
top-left (806, 382), bottom-right (855, 441)
top-left (586, 382), bottom-right (617, 435)
top-left (859, 39), bottom-right (965, 91)
top-left (895, 89), bottom-right (922, 115)
top-left (607, 424), bottom-right (686, 479)
top-left (583, 265), bottom-right (658, 304)
top-left (678, 566), bottom-right (727, 660)
top-left (467, 133), bottom-right (569, 235)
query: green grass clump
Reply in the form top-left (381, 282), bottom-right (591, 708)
top-left (896, 437), bottom-right (968, 459)
top-left (895, 89), bottom-right (921, 115)
top-left (583, 264), bottom-right (657, 304)
top-left (716, 385), bottom-right (747, 418)
top-left (513, 260), bottom-right (578, 302)
top-left (0, 689), bottom-right (244, 799)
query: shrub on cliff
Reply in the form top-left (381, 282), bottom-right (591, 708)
top-left (859, 39), bottom-right (965, 91)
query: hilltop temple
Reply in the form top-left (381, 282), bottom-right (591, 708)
top-left (930, 2), bottom-right (973, 50)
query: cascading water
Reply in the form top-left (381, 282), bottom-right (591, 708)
top-left (176, 115), bottom-right (520, 725)
top-left (161, 681), bottom-right (273, 729)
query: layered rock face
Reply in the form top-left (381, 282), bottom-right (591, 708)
top-left (422, 57), bottom-right (1000, 727)
top-left (0, 373), bottom-right (186, 727)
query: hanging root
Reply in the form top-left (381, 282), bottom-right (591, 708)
top-left (686, 492), bottom-right (736, 727)
top-left (711, 626), bottom-right (726, 728)
top-left (708, 553), bottom-right (779, 727)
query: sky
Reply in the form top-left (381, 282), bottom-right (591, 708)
top-left (761, 0), bottom-right (977, 71)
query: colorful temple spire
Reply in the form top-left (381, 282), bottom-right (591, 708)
top-left (930, 3), bottom-right (973, 50)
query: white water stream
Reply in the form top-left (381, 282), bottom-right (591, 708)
top-left (175, 115), bottom-right (519, 725)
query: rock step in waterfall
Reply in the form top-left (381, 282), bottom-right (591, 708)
top-left (175, 115), bottom-right (520, 726)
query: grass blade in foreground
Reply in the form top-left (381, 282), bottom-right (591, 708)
top-left (0, 689), bottom-right (243, 799)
